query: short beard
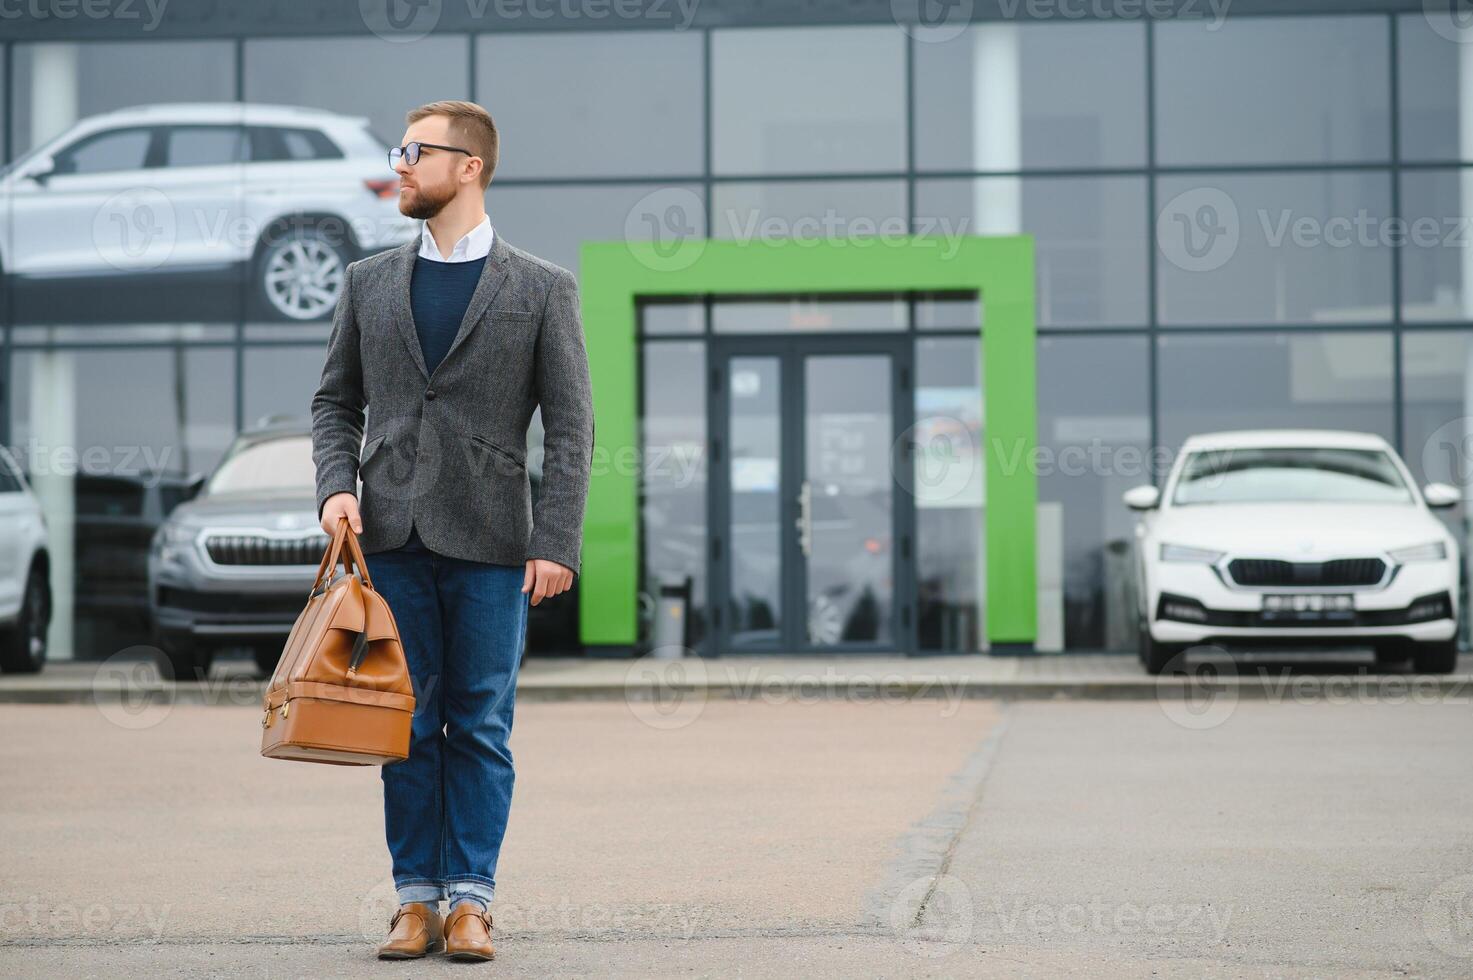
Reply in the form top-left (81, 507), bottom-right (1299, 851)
top-left (399, 180), bottom-right (456, 220)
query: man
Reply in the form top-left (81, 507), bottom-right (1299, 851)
top-left (311, 100), bottom-right (593, 962)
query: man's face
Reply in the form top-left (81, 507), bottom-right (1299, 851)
top-left (394, 117), bottom-right (472, 220)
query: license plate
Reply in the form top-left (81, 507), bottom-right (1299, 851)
top-left (1261, 593), bottom-right (1355, 621)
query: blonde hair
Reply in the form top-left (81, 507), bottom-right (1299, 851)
top-left (405, 100), bottom-right (499, 190)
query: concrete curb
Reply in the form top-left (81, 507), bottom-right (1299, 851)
top-left (6, 673), bottom-right (1470, 705)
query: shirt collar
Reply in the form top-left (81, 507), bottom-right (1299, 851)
top-left (419, 214), bottom-right (494, 262)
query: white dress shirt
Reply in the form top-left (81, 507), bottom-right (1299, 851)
top-left (419, 214), bottom-right (494, 263)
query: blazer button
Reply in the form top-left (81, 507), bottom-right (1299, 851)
top-left (425, 389), bottom-right (436, 400)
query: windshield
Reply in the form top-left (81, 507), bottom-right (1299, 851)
top-left (1171, 446), bottom-right (1413, 505)
top-left (206, 435), bottom-right (315, 495)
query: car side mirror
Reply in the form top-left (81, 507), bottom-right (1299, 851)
top-left (1122, 484), bottom-right (1160, 510)
top-left (26, 155), bottom-right (56, 185)
top-left (1423, 482), bottom-right (1460, 509)
top-left (185, 472), bottom-right (207, 500)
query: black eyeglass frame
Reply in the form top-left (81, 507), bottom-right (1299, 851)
top-left (388, 141), bottom-right (476, 169)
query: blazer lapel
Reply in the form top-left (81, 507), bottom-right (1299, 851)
top-left (390, 239), bottom-right (429, 381)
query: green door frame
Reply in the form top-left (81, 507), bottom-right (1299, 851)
top-left (576, 234), bottom-right (1037, 656)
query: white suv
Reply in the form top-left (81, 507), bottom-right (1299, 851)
top-left (0, 102), bottom-right (418, 320)
top-left (1126, 429), bottom-right (1461, 675)
top-left (0, 446), bottom-right (52, 674)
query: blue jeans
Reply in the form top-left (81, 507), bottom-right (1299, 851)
top-left (363, 521), bottom-right (530, 909)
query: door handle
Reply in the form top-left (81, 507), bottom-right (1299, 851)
top-left (796, 479), bottom-right (812, 558)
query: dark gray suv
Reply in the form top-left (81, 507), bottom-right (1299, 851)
top-left (148, 419), bottom-right (330, 680)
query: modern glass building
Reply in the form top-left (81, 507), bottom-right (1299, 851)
top-left (3, 1), bottom-right (1470, 659)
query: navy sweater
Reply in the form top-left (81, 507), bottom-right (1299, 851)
top-left (409, 254), bottom-right (487, 377)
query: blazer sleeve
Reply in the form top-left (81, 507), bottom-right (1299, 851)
top-left (527, 267), bottom-right (595, 576)
top-left (311, 258), bottom-right (367, 521)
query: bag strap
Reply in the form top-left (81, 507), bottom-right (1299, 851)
top-left (311, 515), bottom-right (377, 596)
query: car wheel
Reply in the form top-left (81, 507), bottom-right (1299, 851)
top-left (1137, 624), bottom-right (1182, 676)
top-left (254, 226), bottom-right (350, 322)
top-left (0, 563), bottom-right (50, 674)
top-left (155, 631), bottom-right (214, 683)
top-left (1411, 639), bottom-right (1458, 675)
top-left (254, 644), bottom-right (283, 679)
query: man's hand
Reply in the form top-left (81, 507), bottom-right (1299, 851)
top-left (523, 558), bottom-right (573, 606)
top-left (321, 492), bottom-right (362, 536)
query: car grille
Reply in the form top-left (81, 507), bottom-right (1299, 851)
top-left (204, 533), bottom-right (329, 567)
top-left (1226, 557), bottom-right (1386, 588)
top-left (156, 586), bottom-right (307, 616)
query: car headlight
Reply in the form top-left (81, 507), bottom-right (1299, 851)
top-left (1158, 542), bottom-right (1226, 564)
top-left (153, 522), bottom-right (199, 562)
top-left (1388, 541), bottom-right (1448, 563)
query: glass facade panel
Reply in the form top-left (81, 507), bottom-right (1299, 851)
top-left (640, 340), bottom-right (708, 653)
top-left (713, 295), bottom-right (906, 334)
top-left (916, 176), bottom-right (1147, 327)
top-left (1399, 170), bottom-right (1473, 322)
top-left (488, 183), bottom-right (705, 277)
top-left (711, 26), bottom-right (905, 175)
top-left (1156, 332), bottom-right (1394, 453)
top-left (1036, 336), bottom-right (1149, 653)
top-left (1397, 13), bottom-right (1473, 162)
top-left (244, 36), bottom-right (468, 156)
top-left (10, 345), bottom-right (236, 661)
top-left (476, 31), bottom-right (703, 179)
top-left (914, 336), bottom-right (984, 652)
top-left (1155, 172), bottom-right (1394, 326)
top-left (914, 21), bottom-right (1147, 171)
top-left (1155, 15), bottom-right (1390, 166)
top-left (712, 180), bottom-right (906, 242)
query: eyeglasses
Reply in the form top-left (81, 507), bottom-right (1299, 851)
top-left (388, 141), bottom-right (475, 170)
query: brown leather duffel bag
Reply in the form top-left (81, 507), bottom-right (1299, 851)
top-left (260, 514), bottom-right (415, 766)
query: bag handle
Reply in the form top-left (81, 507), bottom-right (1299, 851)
top-left (311, 514), bottom-right (377, 595)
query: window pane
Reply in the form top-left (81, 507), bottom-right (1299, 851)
top-left (244, 36), bottom-right (467, 160)
top-left (476, 31), bottom-right (703, 179)
top-left (640, 301), bottom-right (705, 336)
top-left (1036, 335), bottom-right (1149, 652)
top-left (11, 346), bottom-right (236, 661)
top-left (10, 41), bottom-right (234, 155)
top-left (1401, 331), bottom-right (1473, 651)
top-left (1155, 16), bottom-right (1390, 166)
top-left (915, 337), bottom-right (984, 652)
top-left (916, 176), bottom-right (1147, 327)
top-left (1155, 172), bottom-right (1393, 326)
top-left (166, 126), bottom-right (244, 167)
top-left (244, 346), bottom-right (323, 429)
top-left (1397, 12), bottom-right (1473, 162)
top-left (58, 128), bottom-right (152, 174)
top-left (488, 183), bottom-right (705, 277)
top-left (914, 21), bottom-right (1146, 171)
top-left (1156, 332), bottom-right (1394, 453)
top-left (712, 26), bottom-right (905, 175)
top-left (641, 341), bottom-right (709, 652)
top-left (712, 180), bottom-right (906, 241)
top-left (713, 295), bottom-right (905, 334)
top-left (1400, 170), bottom-right (1473, 322)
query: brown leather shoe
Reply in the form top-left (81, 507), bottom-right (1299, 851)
top-left (376, 901), bottom-right (445, 959)
top-left (443, 901), bottom-right (496, 961)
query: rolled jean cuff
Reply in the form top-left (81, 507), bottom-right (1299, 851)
top-left (396, 881), bottom-right (447, 904)
top-left (446, 877), bottom-right (495, 909)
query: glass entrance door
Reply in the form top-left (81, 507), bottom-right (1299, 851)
top-left (712, 336), bottom-right (912, 653)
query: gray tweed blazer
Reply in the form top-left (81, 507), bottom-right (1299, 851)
top-left (310, 231), bottom-right (594, 574)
